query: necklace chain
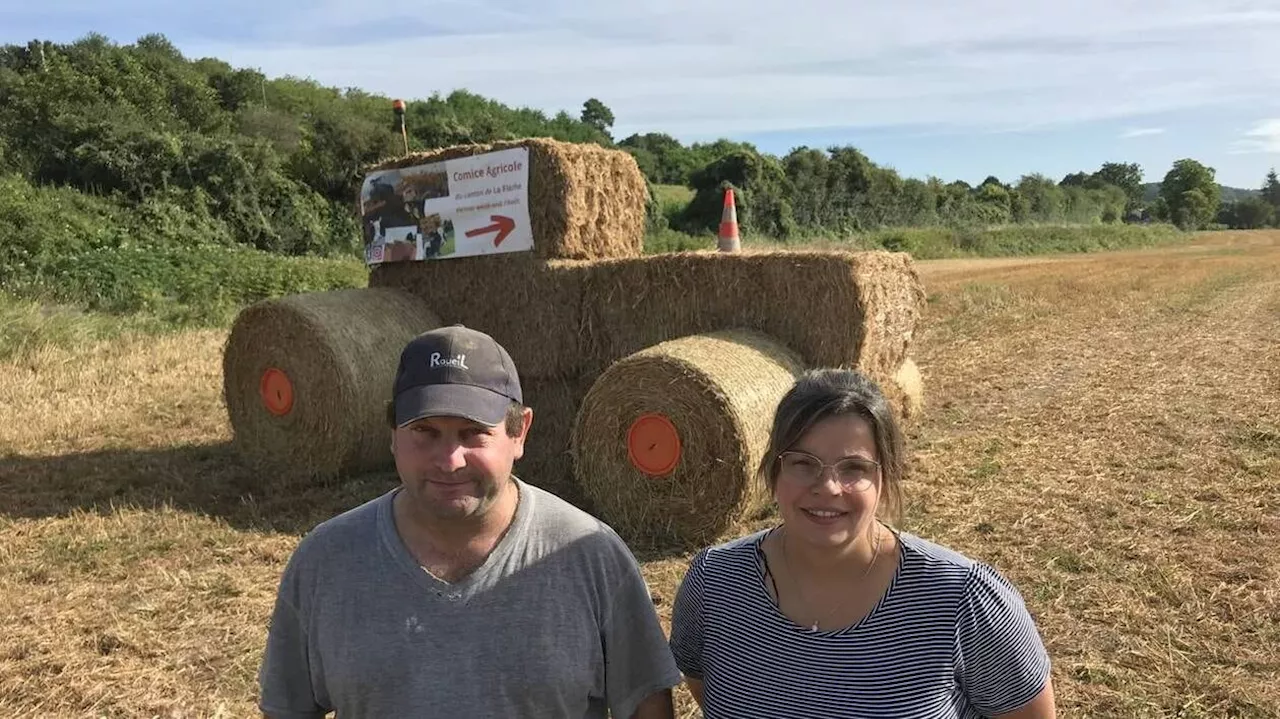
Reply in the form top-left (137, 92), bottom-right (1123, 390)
top-left (780, 523), bottom-right (884, 632)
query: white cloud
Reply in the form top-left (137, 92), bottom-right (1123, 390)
top-left (1230, 119), bottom-right (1280, 154)
top-left (1121, 128), bottom-right (1166, 138)
top-left (173, 0), bottom-right (1280, 141)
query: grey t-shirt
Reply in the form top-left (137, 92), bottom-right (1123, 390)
top-left (259, 478), bottom-right (681, 718)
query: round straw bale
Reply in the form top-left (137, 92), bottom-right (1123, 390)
top-left (572, 330), bottom-right (804, 549)
top-left (223, 288), bottom-right (441, 484)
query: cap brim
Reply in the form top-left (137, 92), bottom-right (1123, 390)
top-left (394, 383), bottom-right (511, 428)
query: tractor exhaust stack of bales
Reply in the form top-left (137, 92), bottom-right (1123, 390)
top-left (364, 138), bottom-right (648, 261)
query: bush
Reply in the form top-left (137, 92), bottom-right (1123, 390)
top-left (868, 224), bottom-right (1185, 259)
top-left (0, 174), bottom-right (365, 326)
top-left (643, 227), bottom-right (714, 254)
top-left (36, 244), bottom-right (365, 324)
top-left (0, 291), bottom-right (170, 362)
top-left (679, 151), bottom-right (796, 238)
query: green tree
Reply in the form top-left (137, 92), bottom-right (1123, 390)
top-left (1093, 162), bottom-right (1143, 208)
top-left (1014, 174), bottom-right (1064, 222)
top-left (1218, 197), bottom-right (1275, 229)
top-left (619, 132), bottom-right (695, 184)
top-left (580, 98), bottom-right (614, 137)
top-left (1175, 189), bottom-right (1213, 231)
top-left (681, 150), bottom-right (795, 238)
top-left (974, 182), bottom-right (1012, 223)
top-left (1149, 196), bottom-right (1169, 222)
top-left (1060, 172), bottom-right (1091, 187)
top-left (1160, 159), bottom-right (1220, 230)
top-left (0, 32), bottom-right (625, 259)
top-left (288, 106), bottom-right (399, 202)
top-left (1262, 168), bottom-right (1280, 225)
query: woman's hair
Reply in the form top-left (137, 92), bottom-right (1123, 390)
top-left (757, 368), bottom-right (905, 523)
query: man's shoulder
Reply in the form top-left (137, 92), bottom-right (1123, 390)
top-left (270, 489), bottom-right (395, 609)
top-left (289, 489), bottom-right (392, 563)
top-left (516, 479), bottom-right (639, 564)
top-left (519, 478), bottom-right (618, 540)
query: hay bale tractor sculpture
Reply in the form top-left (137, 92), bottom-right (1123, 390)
top-left (223, 139), bottom-right (926, 549)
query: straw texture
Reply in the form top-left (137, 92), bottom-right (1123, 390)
top-left (362, 138), bottom-right (646, 261)
top-left (571, 330), bottom-right (805, 548)
top-left (222, 288), bottom-right (441, 482)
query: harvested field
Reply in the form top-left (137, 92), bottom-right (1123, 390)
top-left (1, 230), bottom-right (1278, 717)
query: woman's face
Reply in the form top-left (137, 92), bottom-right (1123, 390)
top-left (772, 413), bottom-right (881, 550)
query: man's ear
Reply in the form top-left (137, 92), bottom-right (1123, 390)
top-left (512, 407), bottom-right (534, 460)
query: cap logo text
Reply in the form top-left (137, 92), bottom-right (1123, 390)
top-left (430, 352), bottom-right (469, 370)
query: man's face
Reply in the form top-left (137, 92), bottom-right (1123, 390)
top-left (391, 409), bottom-right (532, 522)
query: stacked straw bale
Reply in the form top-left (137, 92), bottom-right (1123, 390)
top-left (362, 138), bottom-right (647, 261)
top-left (513, 376), bottom-right (594, 508)
top-left (572, 330), bottom-right (805, 549)
top-left (369, 254), bottom-right (588, 380)
top-left (580, 249), bottom-right (925, 381)
top-left (223, 288), bottom-right (441, 482)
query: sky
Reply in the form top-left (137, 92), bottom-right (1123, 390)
top-left (5, 0), bottom-right (1280, 188)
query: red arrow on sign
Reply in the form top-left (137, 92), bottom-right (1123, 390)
top-left (464, 215), bottom-right (516, 247)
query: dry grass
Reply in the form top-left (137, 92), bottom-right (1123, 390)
top-left (2, 230), bottom-right (1278, 717)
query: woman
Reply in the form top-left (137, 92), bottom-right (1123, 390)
top-left (669, 369), bottom-right (1055, 718)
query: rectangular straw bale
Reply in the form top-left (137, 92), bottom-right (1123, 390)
top-left (513, 375), bottom-right (594, 510)
top-left (369, 253), bottom-right (588, 380)
top-left (839, 251), bottom-right (927, 375)
top-left (362, 138), bottom-right (645, 261)
top-left (580, 250), bottom-right (924, 376)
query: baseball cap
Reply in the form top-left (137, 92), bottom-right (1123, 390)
top-left (392, 325), bottom-right (522, 428)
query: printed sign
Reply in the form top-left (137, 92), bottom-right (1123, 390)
top-left (358, 147), bottom-right (533, 265)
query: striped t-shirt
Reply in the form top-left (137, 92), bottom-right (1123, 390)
top-left (669, 527), bottom-right (1051, 718)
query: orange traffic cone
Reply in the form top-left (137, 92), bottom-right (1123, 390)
top-left (718, 187), bottom-right (741, 252)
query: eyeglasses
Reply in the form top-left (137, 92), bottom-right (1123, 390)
top-left (776, 450), bottom-right (880, 492)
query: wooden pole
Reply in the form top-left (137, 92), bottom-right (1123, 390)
top-left (393, 99), bottom-right (408, 156)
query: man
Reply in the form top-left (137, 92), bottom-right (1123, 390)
top-left (259, 325), bottom-right (681, 718)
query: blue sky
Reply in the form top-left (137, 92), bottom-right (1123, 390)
top-left (6, 0), bottom-right (1280, 188)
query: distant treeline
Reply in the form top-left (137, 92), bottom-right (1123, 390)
top-left (623, 136), bottom-right (1279, 237)
top-left (1, 32), bottom-right (1278, 298)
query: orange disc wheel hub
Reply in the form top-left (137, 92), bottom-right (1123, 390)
top-left (259, 367), bottom-right (294, 417)
top-left (627, 413), bottom-right (681, 476)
